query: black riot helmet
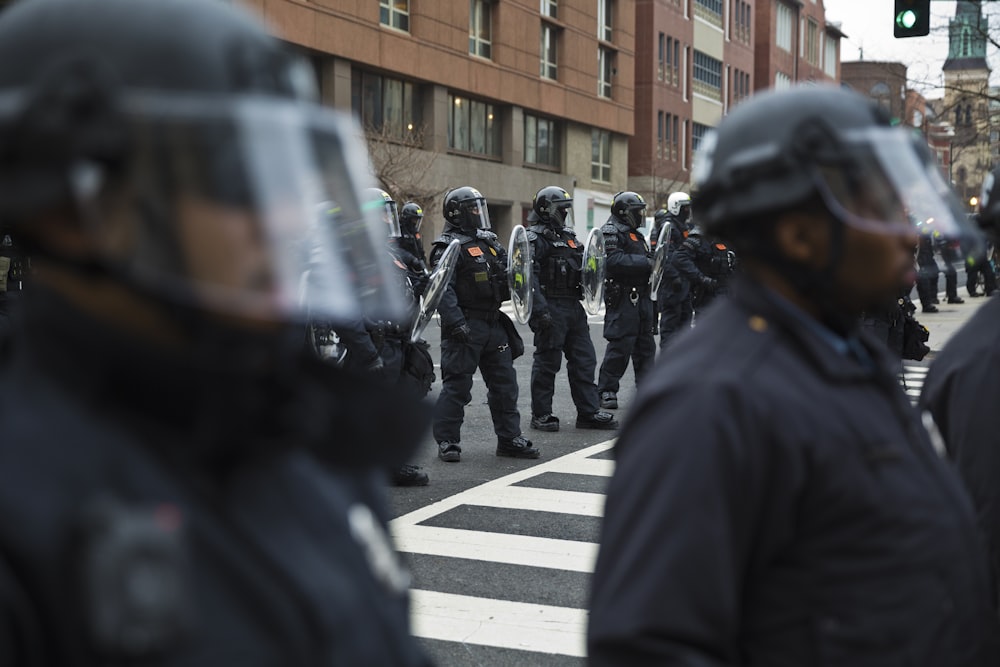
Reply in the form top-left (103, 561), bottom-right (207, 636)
top-left (532, 186), bottom-right (574, 229)
top-left (443, 186), bottom-right (491, 234)
top-left (692, 85), bottom-right (979, 261)
top-left (399, 202), bottom-right (424, 236)
top-left (611, 191), bottom-right (647, 229)
top-left (363, 188), bottom-right (401, 238)
top-left (0, 0), bottom-right (403, 326)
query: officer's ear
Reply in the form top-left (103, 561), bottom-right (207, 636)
top-left (772, 209), bottom-right (830, 268)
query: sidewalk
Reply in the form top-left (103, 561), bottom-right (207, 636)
top-left (915, 293), bottom-right (992, 356)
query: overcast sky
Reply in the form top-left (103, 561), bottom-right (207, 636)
top-left (823, 0), bottom-right (1000, 97)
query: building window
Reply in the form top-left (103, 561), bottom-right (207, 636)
top-left (658, 112), bottom-right (679, 162)
top-left (805, 19), bottom-right (819, 65)
top-left (658, 32), bottom-right (665, 81)
top-left (351, 71), bottom-right (421, 139)
top-left (591, 129), bottom-right (611, 182)
top-left (540, 0), bottom-right (557, 19)
top-left (731, 68), bottom-right (749, 104)
top-left (657, 110), bottom-right (664, 158)
top-left (732, 1), bottom-right (751, 43)
top-left (692, 50), bottom-right (722, 99)
top-left (775, 71), bottom-right (791, 90)
top-left (525, 114), bottom-right (561, 168)
top-left (671, 38), bottom-right (680, 85)
top-left (598, 47), bottom-right (614, 98)
top-left (598, 0), bottom-right (613, 42)
top-left (671, 115), bottom-right (679, 160)
top-left (541, 23), bottom-right (558, 79)
top-left (379, 0), bottom-right (409, 31)
top-left (776, 3), bottom-right (793, 52)
top-left (448, 94), bottom-right (500, 157)
top-left (823, 35), bottom-right (837, 78)
top-left (469, 0), bottom-right (492, 59)
top-left (692, 122), bottom-right (710, 152)
top-left (694, 0), bottom-right (722, 26)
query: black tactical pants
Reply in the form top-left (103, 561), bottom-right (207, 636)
top-left (598, 292), bottom-right (656, 395)
top-left (530, 298), bottom-right (599, 418)
top-left (916, 262), bottom-right (939, 307)
top-left (433, 315), bottom-right (521, 444)
top-left (942, 259), bottom-right (959, 300)
top-left (657, 296), bottom-right (692, 353)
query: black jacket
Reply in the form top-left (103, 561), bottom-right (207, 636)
top-left (0, 288), bottom-right (431, 666)
top-left (920, 295), bottom-right (1000, 606)
top-left (589, 277), bottom-right (1000, 666)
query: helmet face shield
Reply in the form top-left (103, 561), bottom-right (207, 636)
top-left (363, 194), bottom-right (401, 238)
top-left (464, 199), bottom-right (491, 231)
top-left (814, 127), bottom-right (981, 255)
top-left (110, 95), bottom-right (404, 324)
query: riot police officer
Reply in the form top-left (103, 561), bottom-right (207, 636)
top-left (596, 191), bottom-right (656, 410)
top-left (650, 192), bottom-right (692, 351)
top-left (915, 231), bottom-right (940, 312)
top-left (396, 201), bottom-right (429, 269)
top-left (525, 186), bottom-right (617, 432)
top-left (936, 234), bottom-right (965, 304)
top-left (0, 1), bottom-right (431, 663)
top-left (430, 186), bottom-right (538, 461)
top-left (672, 223), bottom-right (736, 320)
top-left (0, 233), bottom-right (27, 358)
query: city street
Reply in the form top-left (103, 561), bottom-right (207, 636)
top-left (388, 280), bottom-right (988, 666)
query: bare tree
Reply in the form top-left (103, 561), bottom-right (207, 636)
top-left (362, 122), bottom-right (449, 219)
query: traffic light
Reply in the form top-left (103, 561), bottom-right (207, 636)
top-left (894, 0), bottom-right (930, 38)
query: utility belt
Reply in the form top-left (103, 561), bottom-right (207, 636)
top-left (540, 284), bottom-right (582, 300)
top-left (604, 280), bottom-right (648, 309)
top-left (462, 307), bottom-right (501, 323)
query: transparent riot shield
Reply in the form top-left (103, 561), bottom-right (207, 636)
top-left (410, 239), bottom-right (460, 342)
top-left (582, 228), bottom-right (606, 316)
top-left (649, 221), bottom-right (672, 302)
top-left (508, 224), bottom-right (533, 324)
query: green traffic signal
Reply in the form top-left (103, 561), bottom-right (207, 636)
top-left (894, 0), bottom-right (929, 38)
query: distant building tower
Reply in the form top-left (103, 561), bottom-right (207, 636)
top-left (943, 0), bottom-right (992, 208)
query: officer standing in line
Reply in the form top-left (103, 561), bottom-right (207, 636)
top-left (596, 191), bottom-right (656, 410)
top-left (915, 231), bottom-right (940, 312)
top-left (920, 164), bottom-right (1000, 606)
top-left (0, 233), bottom-right (27, 359)
top-left (589, 85), bottom-right (1000, 665)
top-left (396, 201), bottom-right (429, 269)
top-left (937, 233), bottom-right (965, 304)
top-left (672, 222), bottom-right (736, 320)
top-left (525, 186), bottom-right (618, 433)
top-left (430, 186), bottom-right (539, 462)
top-left (650, 192), bottom-right (692, 351)
top-left (0, 0), bottom-right (433, 663)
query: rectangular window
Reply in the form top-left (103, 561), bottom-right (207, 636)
top-left (657, 110), bottom-right (664, 158)
top-left (524, 113), bottom-right (561, 168)
top-left (469, 0), bottom-right (492, 59)
top-left (694, 0), bottom-right (722, 26)
top-left (448, 94), bottom-right (500, 157)
top-left (776, 3), bottom-right (793, 52)
top-left (672, 115), bottom-right (679, 160)
top-left (591, 129), bottom-right (611, 182)
top-left (598, 47), bottom-right (614, 98)
top-left (598, 0), bottom-right (613, 42)
top-left (775, 71), bottom-right (791, 90)
top-left (658, 32), bottom-right (665, 81)
top-left (692, 122), bottom-right (710, 152)
top-left (351, 70), bottom-right (421, 139)
top-left (692, 50), bottom-right (722, 99)
top-left (540, 0), bottom-right (557, 19)
top-left (379, 0), bottom-right (409, 31)
top-left (673, 39), bottom-right (680, 85)
top-left (805, 19), bottom-right (819, 65)
top-left (824, 34), bottom-right (837, 78)
top-left (540, 23), bottom-right (558, 79)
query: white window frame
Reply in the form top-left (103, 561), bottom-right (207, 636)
top-left (598, 47), bottom-right (613, 98)
top-left (379, 0), bottom-right (410, 31)
top-left (541, 23), bottom-right (558, 79)
top-left (776, 3), bottom-right (792, 52)
top-left (598, 0), bottom-right (613, 42)
top-left (469, 0), bottom-right (492, 59)
top-left (591, 129), bottom-right (611, 182)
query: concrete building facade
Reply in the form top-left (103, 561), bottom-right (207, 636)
top-left (241, 0), bottom-right (636, 242)
top-left (628, 0), bottom-right (756, 208)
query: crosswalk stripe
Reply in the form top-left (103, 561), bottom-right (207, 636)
top-left (462, 486), bottom-right (606, 517)
top-left (542, 455), bottom-right (615, 477)
top-left (393, 525), bottom-right (598, 572)
top-left (409, 589), bottom-right (587, 657)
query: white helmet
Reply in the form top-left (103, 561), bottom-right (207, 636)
top-left (667, 191), bottom-right (691, 216)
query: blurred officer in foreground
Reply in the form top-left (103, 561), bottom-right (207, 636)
top-left (650, 193), bottom-right (692, 350)
top-left (0, 1), bottom-right (431, 664)
top-left (920, 165), bottom-right (1000, 607)
top-left (588, 85), bottom-right (1000, 665)
top-left (596, 191), bottom-right (655, 410)
top-left (430, 186), bottom-right (538, 462)
top-left (525, 186), bottom-right (617, 432)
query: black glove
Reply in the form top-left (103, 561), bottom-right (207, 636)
top-left (448, 322), bottom-right (472, 343)
top-left (531, 311), bottom-right (555, 332)
top-left (701, 277), bottom-right (718, 291)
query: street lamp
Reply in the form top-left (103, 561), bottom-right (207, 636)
top-left (970, 196), bottom-right (979, 210)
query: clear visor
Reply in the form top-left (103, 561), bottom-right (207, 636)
top-left (466, 200), bottom-right (492, 230)
top-left (813, 126), bottom-right (982, 256)
top-left (365, 199), bottom-right (401, 238)
top-left (111, 94), bottom-right (404, 324)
